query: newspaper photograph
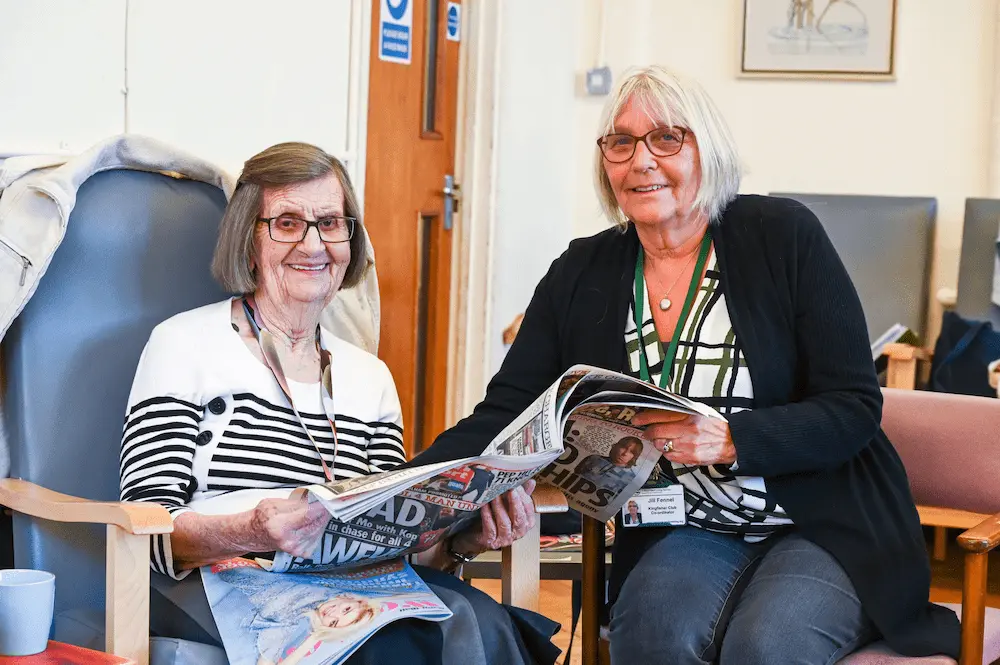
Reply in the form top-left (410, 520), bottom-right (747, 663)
top-left (537, 403), bottom-right (662, 521)
top-left (203, 558), bottom-right (451, 665)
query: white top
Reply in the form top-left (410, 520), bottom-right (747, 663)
top-left (119, 298), bottom-right (404, 578)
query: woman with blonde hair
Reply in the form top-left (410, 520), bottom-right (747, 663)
top-left (417, 65), bottom-right (960, 663)
top-left (258, 593), bottom-right (381, 665)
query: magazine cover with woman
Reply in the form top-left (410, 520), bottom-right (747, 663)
top-left (202, 558), bottom-right (452, 665)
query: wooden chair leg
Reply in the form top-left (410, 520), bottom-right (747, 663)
top-left (960, 551), bottom-right (988, 665)
top-left (106, 525), bottom-right (150, 665)
top-left (933, 526), bottom-right (948, 561)
top-left (582, 517), bottom-right (605, 665)
top-left (501, 518), bottom-right (540, 612)
top-left (886, 355), bottom-right (917, 389)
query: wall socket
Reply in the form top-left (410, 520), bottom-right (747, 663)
top-left (585, 66), bottom-right (612, 96)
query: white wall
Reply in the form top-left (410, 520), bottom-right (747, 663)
top-left (0, 0), bottom-right (367, 185)
top-left (489, 0), bottom-right (997, 373)
top-left (126, 1), bottom-right (355, 176)
top-left (488, 0), bottom-right (584, 371)
top-left (0, 0), bottom-right (127, 155)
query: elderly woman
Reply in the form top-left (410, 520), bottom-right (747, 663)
top-left (119, 142), bottom-right (559, 664)
top-left (415, 66), bottom-right (960, 663)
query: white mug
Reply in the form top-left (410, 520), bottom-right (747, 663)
top-left (0, 569), bottom-right (55, 656)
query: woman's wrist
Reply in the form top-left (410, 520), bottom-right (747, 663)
top-left (449, 529), bottom-right (486, 557)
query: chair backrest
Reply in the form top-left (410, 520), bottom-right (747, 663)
top-left (2, 169), bottom-right (229, 616)
top-left (957, 199), bottom-right (1000, 328)
top-left (882, 388), bottom-right (1000, 515)
top-left (771, 193), bottom-right (936, 343)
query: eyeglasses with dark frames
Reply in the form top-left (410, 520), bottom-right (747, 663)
top-left (596, 127), bottom-right (688, 163)
top-left (257, 214), bottom-right (356, 244)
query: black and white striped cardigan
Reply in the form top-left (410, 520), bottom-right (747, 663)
top-left (119, 298), bottom-right (404, 579)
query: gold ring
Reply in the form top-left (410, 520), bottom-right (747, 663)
top-left (665, 440), bottom-right (674, 453)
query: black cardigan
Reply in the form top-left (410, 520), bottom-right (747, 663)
top-left (413, 195), bottom-right (961, 658)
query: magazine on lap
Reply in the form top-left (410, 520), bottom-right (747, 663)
top-left (202, 558), bottom-right (451, 665)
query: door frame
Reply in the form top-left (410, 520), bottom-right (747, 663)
top-left (446, 0), bottom-right (502, 426)
top-left (350, 0), bottom-right (501, 430)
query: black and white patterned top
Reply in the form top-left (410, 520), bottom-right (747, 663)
top-left (119, 299), bottom-right (405, 579)
top-left (625, 247), bottom-right (794, 541)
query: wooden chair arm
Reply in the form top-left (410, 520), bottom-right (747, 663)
top-left (956, 511), bottom-right (1000, 665)
top-left (937, 287), bottom-right (958, 308)
top-left (502, 313), bottom-right (525, 345)
top-left (957, 511), bottom-right (1000, 553)
top-left (0, 478), bottom-right (173, 535)
top-left (531, 484), bottom-right (568, 514)
top-left (883, 343), bottom-right (932, 390)
top-left (882, 343), bottom-right (931, 361)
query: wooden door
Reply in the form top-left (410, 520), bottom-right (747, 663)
top-left (364, 0), bottom-right (461, 458)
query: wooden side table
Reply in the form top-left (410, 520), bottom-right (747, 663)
top-left (0, 641), bottom-right (135, 664)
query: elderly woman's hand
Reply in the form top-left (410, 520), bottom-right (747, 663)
top-left (249, 494), bottom-right (331, 559)
top-left (452, 480), bottom-right (537, 553)
top-left (632, 410), bottom-right (737, 467)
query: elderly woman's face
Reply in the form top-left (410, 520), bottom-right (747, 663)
top-left (253, 173), bottom-right (351, 308)
top-left (603, 96), bottom-right (702, 226)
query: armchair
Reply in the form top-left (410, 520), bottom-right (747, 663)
top-left (883, 196), bottom-right (1000, 389)
top-left (1, 167), bottom-right (230, 665)
top-left (572, 389), bottom-right (1000, 665)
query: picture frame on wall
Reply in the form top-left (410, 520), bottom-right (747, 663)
top-left (740, 0), bottom-right (897, 80)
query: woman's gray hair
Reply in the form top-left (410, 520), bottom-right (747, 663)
top-left (212, 142), bottom-right (368, 293)
top-left (594, 65), bottom-right (742, 227)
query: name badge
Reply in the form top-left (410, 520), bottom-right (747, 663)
top-left (621, 484), bottom-right (686, 527)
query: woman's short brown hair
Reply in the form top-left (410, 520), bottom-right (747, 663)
top-left (211, 142), bottom-right (368, 293)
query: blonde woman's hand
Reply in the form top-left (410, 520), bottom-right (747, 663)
top-left (632, 410), bottom-right (737, 466)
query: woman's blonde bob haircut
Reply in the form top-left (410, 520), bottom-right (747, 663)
top-left (212, 142), bottom-right (368, 294)
top-left (594, 65), bottom-right (742, 227)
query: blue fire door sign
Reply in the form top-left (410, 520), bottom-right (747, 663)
top-left (446, 3), bottom-right (461, 42)
top-left (379, 0), bottom-right (412, 64)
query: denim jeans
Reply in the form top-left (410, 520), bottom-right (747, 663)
top-left (608, 527), bottom-right (875, 665)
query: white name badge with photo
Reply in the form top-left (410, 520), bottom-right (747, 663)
top-left (621, 484), bottom-right (686, 527)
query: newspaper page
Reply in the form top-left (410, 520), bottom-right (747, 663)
top-left (203, 558), bottom-right (450, 665)
top-left (269, 454), bottom-right (553, 573)
top-left (481, 378), bottom-right (562, 457)
top-left (305, 380), bottom-right (565, 526)
top-left (537, 402), bottom-right (662, 521)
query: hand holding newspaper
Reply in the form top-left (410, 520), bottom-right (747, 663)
top-left (263, 364), bottom-right (723, 573)
top-left (202, 365), bottom-right (724, 663)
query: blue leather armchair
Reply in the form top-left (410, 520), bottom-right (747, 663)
top-left (0, 168), bottom-right (229, 664)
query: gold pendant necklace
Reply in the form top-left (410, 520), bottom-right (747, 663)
top-left (649, 246), bottom-right (701, 311)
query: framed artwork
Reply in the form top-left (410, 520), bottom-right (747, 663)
top-left (740, 0), bottom-right (897, 80)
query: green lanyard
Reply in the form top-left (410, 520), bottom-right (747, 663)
top-left (633, 230), bottom-right (713, 388)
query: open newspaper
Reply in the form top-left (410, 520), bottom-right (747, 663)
top-left (265, 364), bottom-right (724, 573)
top-left (203, 558), bottom-right (450, 665)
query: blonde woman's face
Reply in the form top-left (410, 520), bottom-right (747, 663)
top-left (603, 96), bottom-right (702, 227)
top-left (317, 597), bottom-right (370, 628)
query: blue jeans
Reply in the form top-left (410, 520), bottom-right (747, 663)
top-left (609, 528), bottom-right (875, 665)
